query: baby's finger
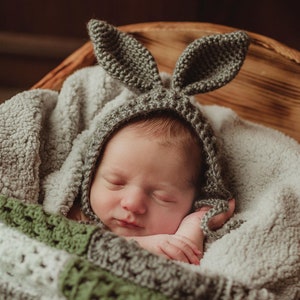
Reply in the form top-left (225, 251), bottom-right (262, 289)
top-left (175, 234), bottom-right (202, 257)
top-left (159, 241), bottom-right (190, 264)
top-left (159, 238), bottom-right (201, 265)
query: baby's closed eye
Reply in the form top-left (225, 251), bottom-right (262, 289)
top-left (151, 191), bottom-right (176, 204)
top-left (103, 175), bottom-right (126, 190)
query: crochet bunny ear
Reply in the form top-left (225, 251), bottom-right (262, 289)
top-left (87, 19), bottom-right (163, 93)
top-left (172, 31), bottom-right (250, 95)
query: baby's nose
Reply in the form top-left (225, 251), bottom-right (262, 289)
top-left (120, 188), bottom-right (147, 214)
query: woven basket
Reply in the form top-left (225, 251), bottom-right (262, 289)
top-left (32, 22), bottom-right (300, 142)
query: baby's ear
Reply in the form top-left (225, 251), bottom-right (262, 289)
top-left (172, 31), bottom-right (250, 95)
top-left (87, 19), bottom-right (162, 93)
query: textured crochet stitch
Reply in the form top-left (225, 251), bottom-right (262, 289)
top-left (0, 194), bottom-right (258, 299)
top-left (81, 19), bottom-right (250, 237)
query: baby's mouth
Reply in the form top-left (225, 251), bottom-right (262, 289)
top-left (115, 218), bottom-right (142, 229)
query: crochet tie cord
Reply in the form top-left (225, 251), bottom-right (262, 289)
top-left (0, 19), bottom-right (299, 300)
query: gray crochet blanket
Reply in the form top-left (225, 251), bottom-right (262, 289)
top-left (0, 66), bottom-right (299, 300)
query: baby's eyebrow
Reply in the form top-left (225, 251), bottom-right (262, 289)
top-left (99, 167), bottom-right (123, 179)
top-left (101, 164), bottom-right (124, 174)
top-left (156, 177), bottom-right (195, 192)
top-left (103, 169), bottom-right (126, 179)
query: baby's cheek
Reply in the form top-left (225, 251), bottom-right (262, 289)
top-left (150, 214), bottom-right (182, 235)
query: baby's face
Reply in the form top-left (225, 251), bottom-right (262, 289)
top-left (90, 125), bottom-right (198, 237)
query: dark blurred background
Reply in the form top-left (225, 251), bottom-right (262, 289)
top-left (0, 0), bottom-right (299, 101)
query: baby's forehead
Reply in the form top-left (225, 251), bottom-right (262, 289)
top-left (116, 114), bottom-right (200, 143)
top-left (108, 121), bottom-right (201, 170)
top-left (110, 120), bottom-right (199, 152)
top-left (101, 114), bottom-right (202, 170)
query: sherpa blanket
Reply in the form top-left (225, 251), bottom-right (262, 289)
top-left (0, 65), bottom-right (299, 300)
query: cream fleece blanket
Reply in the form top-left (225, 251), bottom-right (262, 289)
top-left (0, 66), bottom-right (299, 300)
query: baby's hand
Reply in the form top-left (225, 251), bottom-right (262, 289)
top-left (176, 198), bottom-right (236, 246)
top-left (125, 199), bottom-right (235, 265)
top-left (175, 210), bottom-right (207, 249)
top-left (127, 234), bottom-right (202, 265)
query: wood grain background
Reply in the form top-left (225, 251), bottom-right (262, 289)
top-left (32, 22), bottom-right (300, 141)
top-left (0, 0), bottom-right (299, 99)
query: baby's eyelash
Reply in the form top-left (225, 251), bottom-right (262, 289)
top-left (110, 180), bottom-right (125, 186)
top-left (152, 192), bottom-right (174, 203)
top-left (104, 177), bottom-right (125, 189)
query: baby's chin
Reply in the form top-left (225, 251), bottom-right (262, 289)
top-left (111, 227), bottom-right (146, 237)
top-left (110, 226), bottom-right (177, 238)
top-left (107, 223), bottom-right (146, 237)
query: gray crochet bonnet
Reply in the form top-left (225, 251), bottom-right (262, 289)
top-left (80, 19), bottom-right (250, 237)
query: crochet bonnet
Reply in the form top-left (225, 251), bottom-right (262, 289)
top-left (80, 19), bottom-right (250, 237)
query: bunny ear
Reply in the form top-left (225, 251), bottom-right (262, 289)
top-left (172, 31), bottom-right (250, 95)
top-left (87, 19), bottom-right (162, 93)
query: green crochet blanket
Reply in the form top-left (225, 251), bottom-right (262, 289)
top-left (0, 65), bottom-right (299, 299)
top-left (0, 194), bottom-right (258, 299)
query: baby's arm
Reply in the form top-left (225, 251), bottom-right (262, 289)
top-left (177, 198), bottom-right (236, 246)
top-left (128, 233), bottom-right (201, 265)
top-left (126, 199), bottom-right (235, 265)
